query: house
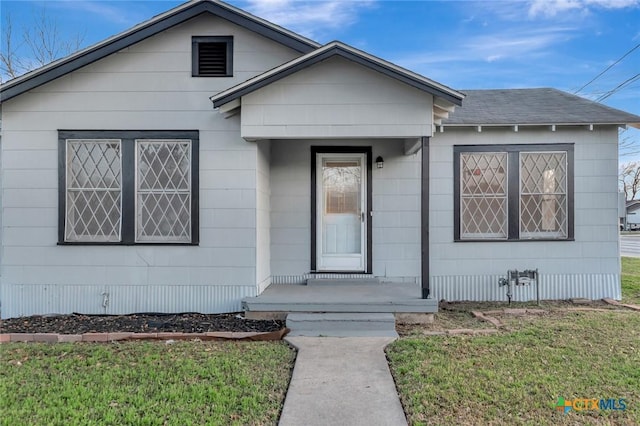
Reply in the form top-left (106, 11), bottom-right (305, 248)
top-left (1, 0), bottom-right (639, 319)
top-left (624, 200), bottom-right (640, 230)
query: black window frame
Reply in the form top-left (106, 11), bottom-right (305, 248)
top-left (58, 130), bottom-right (200, 246)
top-left (192, 36), bottom-right (233, 77)
top-left (453, 143), bottom-right (574, 242)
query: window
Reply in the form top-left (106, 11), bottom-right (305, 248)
top-left (519, 152), bottom-right (568, 239)
top-left (459, 152), bottom-right (508, 239)
top-left (454, 144), bottom-right (573, 241)
top-left (192, 36), bottom-right (233, 77)
top-left (65, 139), bottom-right (122, 242)
top-left (59, 131), bottom-right (199, 245)
top-left (323, 160), bottom-right (361, 214)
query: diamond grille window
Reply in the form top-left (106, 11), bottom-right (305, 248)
top-left (455, 144), bottom-right (573, 242)
top-left (136, 140), bottom-right (192, 242)
top-left (520, 152), bottom-right (567, 239)
top-left (65, 140), bottom-right (122, 242)
top-left (460, 152), bottom-right (508, 239)
top-left (60, 131), bottom-right (198, 245)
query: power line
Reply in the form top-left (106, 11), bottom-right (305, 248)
top-left (574, 42), bottom-right (640, 95)
top-left (596, 73), bottom-right (640, 102)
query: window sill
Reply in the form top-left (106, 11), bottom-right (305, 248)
top-left (57, 242), bottom-right (199, 246)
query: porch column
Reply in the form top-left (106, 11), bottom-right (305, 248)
top-left (421, 136), bottom-right (430, 298)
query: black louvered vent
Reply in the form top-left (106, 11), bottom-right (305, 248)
top-left (198, 42), bottom-right (228, 76)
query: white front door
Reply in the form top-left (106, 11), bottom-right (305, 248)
top-left (316, 153), bottom-right (366, 271)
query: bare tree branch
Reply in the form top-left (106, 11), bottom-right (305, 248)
top-left (620, 161), bottom-right (640, 200)
top-left (0, 7), bottom-right (85, 83)
top-left (0, 14), bottom-right (25, 81)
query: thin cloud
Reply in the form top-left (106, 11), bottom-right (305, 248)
top-left (243, 0), bottom-right (376, 39)
top-left (51, 1), bottom-right (147, 26)
top-left (528, 0), bottom-right (640, 18)
top-left (466, 27), bottom-right (575, 62)
top-left (395, 26), bottom-right (575, 67)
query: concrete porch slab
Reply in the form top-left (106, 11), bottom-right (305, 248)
top-left (242, 282), bottom-right (438, 314)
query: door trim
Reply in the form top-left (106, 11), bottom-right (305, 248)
top-left (311, 146), bottom-right (372, 273)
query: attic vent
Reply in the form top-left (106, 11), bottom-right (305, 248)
top-left (192, 36), bottom-right (233, 77)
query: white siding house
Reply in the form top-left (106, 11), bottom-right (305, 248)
top-left (1, 0), bottom-right (639, 318)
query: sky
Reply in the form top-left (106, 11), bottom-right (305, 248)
top-left (1, 0), bottom-right (639, 160)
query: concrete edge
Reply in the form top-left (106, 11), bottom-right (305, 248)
top-left (603, 298), bottom-right (640, 311)
top-left (0, 328), bottom-right (290, 344)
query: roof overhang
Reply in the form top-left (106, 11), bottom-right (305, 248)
top-left (0, 0), bottom-right (319, 102)
top-left (437, 122), bottom-right (637, 133)
top-left (210, 41), bottom-right (465, 110)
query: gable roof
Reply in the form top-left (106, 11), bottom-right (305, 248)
top-left (442, 88), bottom-right (640, 128)
top-left (210, 41), bottom-right (465, 108)
top-left (0, 0), bottom-right (319, 102)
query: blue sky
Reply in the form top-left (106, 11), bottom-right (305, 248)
top-left (2, 0), bottom-right (639, 159)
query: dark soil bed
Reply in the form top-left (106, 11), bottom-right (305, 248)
top-left (0, 313), bottom-right (284, 334)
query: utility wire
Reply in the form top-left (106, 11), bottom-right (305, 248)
top-left (574, 42), bottom-right (640, 95)
top-left (596, 73), bottom-right (640, 102)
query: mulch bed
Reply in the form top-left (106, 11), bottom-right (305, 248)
top-left (0, 313), bottom-right (284, 335)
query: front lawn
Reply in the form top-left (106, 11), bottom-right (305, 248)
top-left (387, 310), bottom-right (640, 425)
top-left (0, 341), bottom-right (295, 426)
top-left (389, 257), bottom-right (640, 425)
top-left (622, 256), bottom-right (640, 305)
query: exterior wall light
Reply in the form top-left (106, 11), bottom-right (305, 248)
top-left (376, 156), bottom-right (384, 169)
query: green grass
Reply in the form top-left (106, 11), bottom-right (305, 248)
top-left (621, 257), bottom-right (640, 305)
top-left (389, 256), bottom-right (640, 425)
top-left (387, 311), bottom-right (640, 425)
top-left (0, 341), bottom-right (295, 426)
top-left (392, 259), bottom-right (640, 424)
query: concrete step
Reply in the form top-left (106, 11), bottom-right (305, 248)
top-left (286, 313), bottom-right (398, 337)
top-left (306, 277), bottom-right (380, 286)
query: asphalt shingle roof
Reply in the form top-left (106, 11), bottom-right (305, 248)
top-left (443, 88), bottom-right (640, 127)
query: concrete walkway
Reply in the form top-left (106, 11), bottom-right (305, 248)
top-left (279, 336), bottom-right (407, 426)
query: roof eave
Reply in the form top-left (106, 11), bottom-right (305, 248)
top-left (441, 122), bottom-right (638, 128)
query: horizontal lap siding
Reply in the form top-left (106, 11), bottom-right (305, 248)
top-left (241, 56), bottom-right (433, 139)
top-left (0, 15), bottom-right (301, 317)
top-left (429, 126), bottom-right (621, 300)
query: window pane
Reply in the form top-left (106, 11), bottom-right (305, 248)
top-left (461, 197), bottom-right (508, 237)
top-left (461, 152), bottom-right (507, 195)
top-left (66, 140), bottom-right (122, 242)
top-left (323, 161), bottom-right (361, 215)
top-left (136, 140), bottom-right (191, 242)
top-left (137, 193), bottom-right (191, 241)
top-left (520, 152), bottom-right (567, 238)
top-left (138, 142), bottom-right (190, 191)
top-left (460, 152), bottom-right (508, 239)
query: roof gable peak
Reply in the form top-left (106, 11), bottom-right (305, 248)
top-left (211, 40), bottom-right (465, 108)
top-left (1, 0), bottom-right (320, 102)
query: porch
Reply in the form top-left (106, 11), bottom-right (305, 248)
top-left (242, 281), bottom-right (438, 319)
